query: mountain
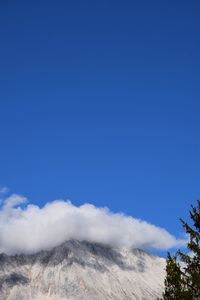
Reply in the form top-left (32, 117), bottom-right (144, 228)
top-left (0, 240), bottom-right (166, 300)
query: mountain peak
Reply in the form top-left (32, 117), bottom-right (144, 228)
top-left (0, 240), bottom-right (166, 300)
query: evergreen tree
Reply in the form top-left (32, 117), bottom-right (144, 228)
top-left (161, 200), bottom-right (200, 299)
top-left (161, 253), bottom-right (186, 299)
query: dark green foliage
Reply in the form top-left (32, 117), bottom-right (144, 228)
top-left (161, 200), bottom-right (200, 300)
top-left (161, 253), bottom-right (187, 299)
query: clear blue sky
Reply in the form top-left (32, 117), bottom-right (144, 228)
top-left (0, 0), bottom-right (200, 239)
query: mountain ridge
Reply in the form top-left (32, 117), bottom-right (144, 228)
top-left (0, 240), bottom-right (166, 300)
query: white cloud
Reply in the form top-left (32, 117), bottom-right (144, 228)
top-left (0, 186), bottom-right (9, 195)
top-left (0, 193), bottom-right (185, 255)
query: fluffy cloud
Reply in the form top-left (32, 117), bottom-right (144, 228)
top-left (0, 186), bottom-right (9, 195)
top-left (0, 194), bottom-right (185, 255)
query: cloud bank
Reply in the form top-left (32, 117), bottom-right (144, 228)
top-left (0, 193), bottom-right (185, 255)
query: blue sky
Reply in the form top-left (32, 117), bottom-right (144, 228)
top-left (0, 0), bottom-right (200, 242)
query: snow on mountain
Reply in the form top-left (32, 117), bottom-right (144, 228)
top-left (0, 240), bottom-right (166, 300)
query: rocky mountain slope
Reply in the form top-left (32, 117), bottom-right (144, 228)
top-left (0, 240), bottom-right (166, 300)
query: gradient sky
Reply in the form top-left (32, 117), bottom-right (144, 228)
top-left (0, 0), bottom-right (200, 241)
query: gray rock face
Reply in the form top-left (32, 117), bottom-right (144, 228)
top-left (0, 240), bottom-right (166, 300)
